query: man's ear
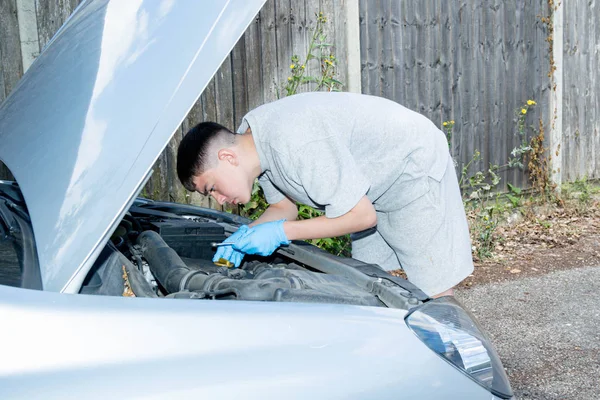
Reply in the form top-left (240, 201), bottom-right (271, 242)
top-left (217, 148), bottom-right (239, 166)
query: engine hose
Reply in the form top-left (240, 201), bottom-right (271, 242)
top-left (137, 230), bottom-right (193, 294)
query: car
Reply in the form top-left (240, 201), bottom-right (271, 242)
top-left (0, 1), bottom-right (514, 399)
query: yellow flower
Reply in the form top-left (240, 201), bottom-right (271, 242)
top-left (443, 122), bottom-right (448, 126)
top-left (521, 108), bottom-right (527, 115)
top-left (301, 65), bottom-right (305, 69)
top-left (287, 77), bottom-right (292, 81)
top-left (527, 100), bottom-right (536, 105)
top-left (450, 120), bottom-right (455, 124)
top-left (290, 64), bottom-right (295, 69)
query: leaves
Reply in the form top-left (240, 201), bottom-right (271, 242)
top-left (507, 183), bottom-right (521, 196)
top-left (506, 194), bottom-right (521, 208)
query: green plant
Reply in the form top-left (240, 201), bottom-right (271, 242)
top-left (453, 99), bottom-right (540, 259)
top-left (284, 12), bottom-right (343, 96)
top-left (442, 120), bottom-right (455, 149)
top-left (505, 182), bottom-right (523, 208)
top-left (242, 12), bottom-right (350, 257)
top-left (568, 176), bottom-right (592, 214)
top-left (243, 182), bottom-right (270, 221)
top-left (537, 218), bottom-right (552, 229)
top-left (526, 118), bottom-right (559, 204)
top-left (472, 206), bottom-right (499, 259)
top-left (297, 204), bottom-right (351, 257)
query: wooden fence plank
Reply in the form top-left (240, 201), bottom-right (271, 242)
top-left (0, 0), bottom-right (22, 180)
top-left (457, 1), bottom-right (472, 174)
top-left (244, 11), bottom-right (263, 111)
top-left (259, 0), bottom-right (278, 102)
top-left (438, 0), bottom-right (453, 145)
top-left (231, 37), bottom-right (248, 127)
top-left (402, 0), bottom-right (417, 109)
top-left (591, 0), bottom-right (600, 179)
top-left (449, 0), bottom-right (462, 162)
top-left (166, 126), bottom-right (184, 203)
top-left (290, 0), bottom-right (307, 90)
top-left (429, 0), bottom-right (442, 127)
top-left (390, 0), bottom-right (402, 105)
top-left (320, 0), bottom-right (337, 90)
top-left (428, 0), bottom-right (442, 126)
top-left (381, 0), bottom-right (393, 99)
top-left (581, 0), bottom-right (593, 179)
top-left (332, 0), bottom-right (348, 88)
top-left (489, 1), bottom-right (507, 189)
top-left (473, 3), bottom-right (487, 176)
top-left (1, 0), bottom-right (23, 98)
top-left (366, 0), bottom-right (381, 96)
top-left (216, 54), bottom-right (235, 131)
top-left (358, 0), bottom-right (369, 93)
top-left (503, 1), bottom-right (518, 187)
top-left (35, 0), bottom-right (79, 50)
top-left (0, 37), bottom-right (5, 105)
top-left (275, 0), bottom-right (292, 98)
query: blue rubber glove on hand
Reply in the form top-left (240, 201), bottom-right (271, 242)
top-left (212, 225), bottom-right (249, 268)
top-left (232, 219), bottom-right (290, 256)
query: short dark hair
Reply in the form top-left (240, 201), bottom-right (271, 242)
top-left (176, 122), bottom-right (233, 191)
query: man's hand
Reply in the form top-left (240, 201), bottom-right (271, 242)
top-left (212, 225), bottom-right (249, 268)
top-left (232, 220), bottom-right (290, 256)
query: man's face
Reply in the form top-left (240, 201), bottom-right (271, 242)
top-left (191, 158), bottom-right (252, 206)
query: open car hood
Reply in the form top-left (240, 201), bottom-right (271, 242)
top-left (0, 0), bottom-right (265, 293)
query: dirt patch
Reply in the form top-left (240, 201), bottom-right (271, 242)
top-left (459, 201), bottom-right (600, 288)
top-left (391, 197), bottom-right (600, 289)
top-left (462, 201), bottom-right (600, 288)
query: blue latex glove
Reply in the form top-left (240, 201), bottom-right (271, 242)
top-left (212, 225), bottom-right (249, 268)
top-left (232, 220), bottom-right (290, 256)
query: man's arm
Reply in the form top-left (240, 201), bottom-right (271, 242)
top-left (250, 196), bottom-right (298, 227)
top-left (283, 195), bottom-right (376, 241)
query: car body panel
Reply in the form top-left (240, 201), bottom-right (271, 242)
top-left (0, 285), bottom-right (494, 399)
top-left (0, 0), bottom-right (265, 293)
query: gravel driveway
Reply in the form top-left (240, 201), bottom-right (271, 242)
top-left (456, 266), bottom-right (600, 400)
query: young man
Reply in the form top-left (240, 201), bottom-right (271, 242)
top-left (176, 92), bottom-right (473, 297)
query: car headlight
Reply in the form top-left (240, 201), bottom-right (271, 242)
top-left (405, 297), bottom-right (513, 399)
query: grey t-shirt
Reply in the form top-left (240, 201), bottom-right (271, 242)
top-left (237, 92), bottom-right (449, 218)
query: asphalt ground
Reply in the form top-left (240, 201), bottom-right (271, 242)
top-left (456, 266), bottom-right (600, 400)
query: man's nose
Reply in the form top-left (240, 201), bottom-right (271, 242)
top-left (212, 192), bottom-right (227, 205)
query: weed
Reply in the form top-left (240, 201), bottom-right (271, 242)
top-left (565, 176), bottom-right (594, 215)
top-left (526, 118), bottom-right (558, 203)
top-left (505, 183), bottom-right (523, 208)
top-left (442, 120), bottom-right (455, 149)
top-left (283, 12), bottom-right (343, 96)
top-left (449, 99), bottom-right (544, 260)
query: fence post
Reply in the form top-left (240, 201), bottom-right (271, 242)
top-left (16, 0), bottom-right (40, 72)
top-left (345, 0), bottom-right (361, 93)
top-left (549, 0), bottom-right (563, 189)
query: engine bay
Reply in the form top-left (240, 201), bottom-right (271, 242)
top-left (80, 200), bottom-right (428, 310)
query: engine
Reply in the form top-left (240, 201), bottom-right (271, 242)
top-left (80, 211), bottom-right (397, 308)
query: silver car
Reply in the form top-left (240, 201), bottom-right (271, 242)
top-left (0, 1), bottom-right (513, 398)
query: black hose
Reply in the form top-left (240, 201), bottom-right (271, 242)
top-left (137, 230), bottom-right (191, 294)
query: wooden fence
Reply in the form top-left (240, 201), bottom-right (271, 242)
top-left (1, 0), bottom-right (598, 208)
top-left (360, 0), bottom-right (553, 190)
top-left (563, 0), bottom-right (600, 182)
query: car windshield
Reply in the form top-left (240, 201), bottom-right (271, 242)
top-left (0, 179), bottom-right (41, 289)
